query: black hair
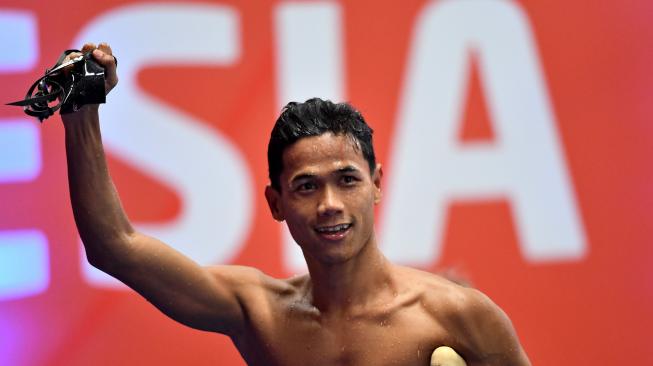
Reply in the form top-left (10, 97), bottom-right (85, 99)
top-left (267, 98), bottom-right (376, 191)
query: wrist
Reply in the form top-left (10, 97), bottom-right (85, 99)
top-left (61, 104), bottom-right (100, 127)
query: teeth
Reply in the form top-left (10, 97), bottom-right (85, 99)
top-left (316, 224), bottom-right (350, 233)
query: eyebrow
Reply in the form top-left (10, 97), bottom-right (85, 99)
top-left (337, 165), bottom-right (360, 174)
top-left (289, 166), bottom-right (360, 183)
top-left (289, 173), bottom-right (317, 185)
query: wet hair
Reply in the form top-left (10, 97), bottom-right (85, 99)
top-left (267, 98), bottom-right (376, 191)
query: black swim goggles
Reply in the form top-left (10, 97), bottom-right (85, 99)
top-left (7, 49), bottom-right (114, 122)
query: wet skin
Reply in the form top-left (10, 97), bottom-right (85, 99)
top-left (232, 265), bottom-right (510, 366)
top-left (238, 133), bottom-right (529, 365)
top-left (63, 43), bottom-right (530, 366)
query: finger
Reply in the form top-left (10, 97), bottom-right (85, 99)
top-left (81, 42), bottom-right (97, 54)
top-left (97, 42), bottom-right (117, 69)
top-left (63, 51), bottom-right (82, 63)
top-left (60, 51), bottom-right (83, 75)
top-left (430, 346), bottom-right (467, 366)
top-left (97, 42), bottom-right (113, 56)
top-left (90, 45), bottom-right (118, 93)
top-left (91, 48), bottom-right (118, 73)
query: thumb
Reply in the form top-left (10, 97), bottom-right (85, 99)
top-left (430, 346), bottom-right (467, 366)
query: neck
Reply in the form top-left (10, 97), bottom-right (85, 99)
top-left (303, 235), bottom-right (397, 316)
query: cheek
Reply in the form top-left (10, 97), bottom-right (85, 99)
top-left (286, 197), bottom-right (312, 214)
top-left (347, 190), bottom-right (376, 217)
top-left (283, 200), bottom-right (315, 226)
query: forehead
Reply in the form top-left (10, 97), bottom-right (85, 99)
top-left (281, 133), bottom-right (369, 178)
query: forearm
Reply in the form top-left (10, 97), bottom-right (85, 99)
top-left (63, 105), bottom-right (134, 267)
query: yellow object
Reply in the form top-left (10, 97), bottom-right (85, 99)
top-left (430, 346), bottom-right (467, 366)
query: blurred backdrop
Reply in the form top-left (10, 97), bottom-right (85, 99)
top-left (1, 0), bottom-right (652, 364)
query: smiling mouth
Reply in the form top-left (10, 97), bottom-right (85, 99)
top-left (314, 223), bottom-right (352, 240)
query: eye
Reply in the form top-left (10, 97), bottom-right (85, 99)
top-left (341, 175), bottom-right (359, 186)
top-left (296, 181), bottom-right (317, 192)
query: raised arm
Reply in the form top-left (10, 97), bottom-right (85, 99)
top-left (62, 43), bottom-right (254, 335)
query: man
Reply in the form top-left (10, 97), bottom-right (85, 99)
top-left (63, 42), bottom-right (531, 366)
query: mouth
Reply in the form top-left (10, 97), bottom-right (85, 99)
top-left (314, 223), bottom-right (352, 241)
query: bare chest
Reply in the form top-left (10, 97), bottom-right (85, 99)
top-left (235, 305), bottom-right (457, 366)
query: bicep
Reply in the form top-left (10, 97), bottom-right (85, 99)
top-left (99, 231), bottom-right (260, 335)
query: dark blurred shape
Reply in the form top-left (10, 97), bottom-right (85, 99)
top-left (6, 49), bottom-right (106, 122)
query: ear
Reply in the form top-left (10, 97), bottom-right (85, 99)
top-left (372, 163), bottom-right (383, 204)
top-left (265, 185), bottom-right (285, 221)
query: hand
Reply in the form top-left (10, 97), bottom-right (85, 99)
top-left (64, 42), bottom-right (118, 95)
top-left (431, 346), bottom-right (467, 366)
top-left (86, 42), bottom-right (118, 95)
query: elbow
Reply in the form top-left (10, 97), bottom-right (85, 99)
top-left (84, 245), bottom-right (113, 273)
top-left (85, 248), bottom-right (104, 269)
top-left (81, 232), bottom-right (133, 273)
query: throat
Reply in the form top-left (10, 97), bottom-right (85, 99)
top-left (305, 247), bottom-right (397, 314)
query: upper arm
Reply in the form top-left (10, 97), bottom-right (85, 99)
top-left (462, 289), bottom-right (531, 366)
top-left (94, 231), bottom-right (266, 336)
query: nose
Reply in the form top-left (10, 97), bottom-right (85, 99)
top-left (317, 185), bottom-right (344, 217)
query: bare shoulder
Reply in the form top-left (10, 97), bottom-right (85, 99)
top-left (395, 265), bottom-right (508, 327)
top-left (391, 265), bottom-right (473, 331)
top-left (394, 265), bottom-right (531, 365)
top-left (393, 265), bottom-right (470, 309)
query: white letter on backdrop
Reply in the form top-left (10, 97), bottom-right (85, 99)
top-left (73, 4), bottom-right (252, 287)
top-left (0, 10), bottom-right (49, 301)
top-left (380, 0), bottom-right (586, 265)
top-left (274, 1), bottom-right (345, 274)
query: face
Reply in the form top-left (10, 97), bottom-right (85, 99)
top-left (265, 133), bottom-right (382, 265)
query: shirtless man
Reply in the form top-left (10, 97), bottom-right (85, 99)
top-left (63, 42), bottom-right (531, 366)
